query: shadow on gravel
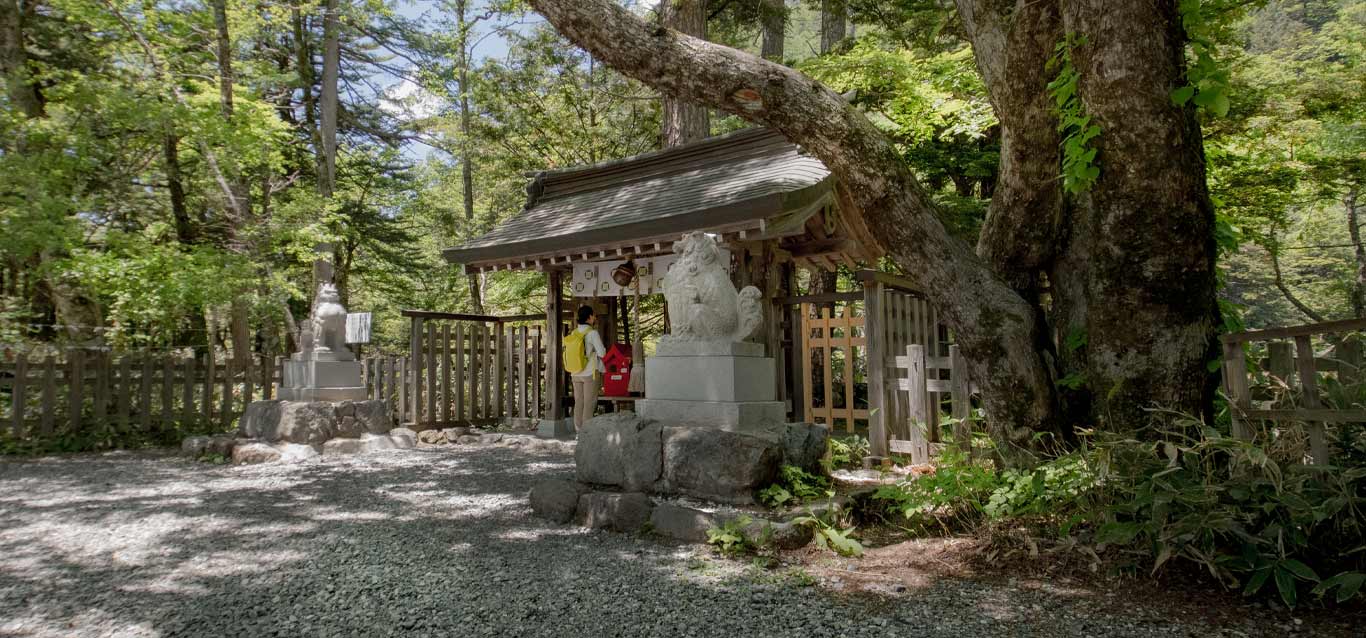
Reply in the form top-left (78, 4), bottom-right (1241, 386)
top-left (0, 447), bottom-right (1290, 638)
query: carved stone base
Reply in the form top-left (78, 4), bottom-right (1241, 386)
top-left (635, 398), bottom-right (785, 431)
top-left (279, 359), bottom-right (367, 401)
top-left (643, 354), bottom-right (776, 403)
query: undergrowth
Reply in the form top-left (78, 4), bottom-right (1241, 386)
top-left (869, 413), bottom-right (1366, 608)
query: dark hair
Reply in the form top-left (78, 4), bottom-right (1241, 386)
top-left (576, 305), bottom-right (595, 325)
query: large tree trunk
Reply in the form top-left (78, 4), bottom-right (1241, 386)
top-left (211, 0), bottom-right (255, 367)
top-left (659, 0), bottom-right (709, 147)
top-left (760, 0), bottom-right (784, 62)
top-left (819, 0), bottom-right (846, 54)
top-left (292, 5), bottom-right (323, 177)
top-left (528, 0), bottom-right (1062, 464)
top-left (1053, 0), bottom-right (1220, 428)
top-left (0, 0), bottom-right (43, 119)
top-left (319, 0), bottom-right (340, 197)
top-left (454, 0), bottom-right (484, 314)
top-left (163, 133), bottom-right (195, 244)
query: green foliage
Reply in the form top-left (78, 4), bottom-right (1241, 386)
top-left (791, 510), bottom-right (864, 557)
top-left (706, 516), bottom-right (756, 556)
top-left (826, 435), bottom-right (871, 472)
top-left (758, 465), bottom-right (833, 508)
top-left (1047, 35), bottom-right (1102, 194)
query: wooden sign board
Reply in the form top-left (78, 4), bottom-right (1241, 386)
top-left (345, 313), bottom-right (372, 344)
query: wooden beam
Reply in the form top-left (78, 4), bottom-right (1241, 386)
top-left (788, 238), bottom-right (857, 258)
top-left (856, 269), bottom-right (925, 296)
top-left (545, 270), bottom-right (565, 421)
top-left (1222, 318), bottom-right (1366, 344)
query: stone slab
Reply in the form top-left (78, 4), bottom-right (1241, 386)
top-left (635, 398), bottom-right (785, 430)
top-left (529, 480), bottom-right (589, 524)
top-left (653, 340), bottom-right (765, 357)
top-left (282, 359), bottom-right (365, 390)
top-left (648, 503), bottom-right (717, 543)
top-left (644, 355), bottom-right (776, 402)
top-left (276, 386), bottom-right (368, 401)
top-left (574, 414), bottom-right (662, 491)
top-left (575, 492), bottom-right (654, 532)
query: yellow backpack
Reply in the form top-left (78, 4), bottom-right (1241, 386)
top-left (562, 328), bottom-right (588, 374)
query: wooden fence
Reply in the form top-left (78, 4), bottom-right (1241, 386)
top-left (1222, 317), bottom-right (1365, 464)
top-left (1, 349), bottom-right (279, 439)
top-left (369, 310), bottom-right (550, 429)
top-left (893, 344), bottom-right (979, 465)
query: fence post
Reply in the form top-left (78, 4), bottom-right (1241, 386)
top-left (11, 355), bottom-right (26, 436)
top-left (904, 344), bottom-right (929, 465)
top-left (494, 321), bottom-right (505, 422)
top-left (950, 344), bottom-right (972, 459)
top-left (454, 325), bottom-right (466, 421)
top-left (182, 356), bottom-right (196, 428)
top-left (426, 321), bottom-right (437, 429)
top-left (398, 356), bottom-right (408, 425)
top-left (203, 352), bottom-right (216, 428)
top-left (161, 356), bottom-right (174, 430)
top-left (864, 280), bottom-right (887, 460)
top-left (1221, 339), bottom-right (1252, 440)
top-left (93, 353), bottom-right (108, 428)
top-left (1339, 336), bottom-right (1362, 386)
top-left (67, 350), bottom-right (84, 434)
top-left (545, 270), bottom-right (564, 423)
top-left (1294, 335), bottom-right (1329, 464)
top-left (441, 324), bottom-right (452, 425)
top-left (410, 316), bottom-right (423, 426)
top-left (40, 355), bottom-right (55, 435)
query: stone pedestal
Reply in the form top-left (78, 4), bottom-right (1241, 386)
top-left (637, 341), bottom-right (783, 430)
top-left (278, 353), bottom-right (366, 401)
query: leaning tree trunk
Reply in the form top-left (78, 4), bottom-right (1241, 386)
top-left (1346, 184), bottom-right (1364, 319)
top-left (528, 0), bottom-right (1062, 465)
top-left (659, 0), bottom-right (709, 147)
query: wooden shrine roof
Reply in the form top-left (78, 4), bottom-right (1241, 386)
top-left (442, 127), bottom-right (851, 273)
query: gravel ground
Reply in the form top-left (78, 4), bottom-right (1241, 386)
top-left (0, 446), bottom-right (1285, 637)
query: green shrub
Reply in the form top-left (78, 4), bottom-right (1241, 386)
top-left (706, 516), bottom-right (756, 556)
top-left (826, 435), bottom-right (869, 471)
top-left (759, 465), bottom-right (833, 508)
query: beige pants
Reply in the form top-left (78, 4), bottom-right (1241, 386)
top-left (572, 375), bottom-right (599, 430)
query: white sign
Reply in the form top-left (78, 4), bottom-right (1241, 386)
top-left (345, 313), bottom-right (372, 344)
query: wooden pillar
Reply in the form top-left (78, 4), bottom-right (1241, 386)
top-left (409, 316), bottom-right (422, 425)
top-left (545, 270), bottom-right (565, 421)
top-left (787, 266), bottom-right (804, 422)
top-left (864, 279), bottom-right (887, 459)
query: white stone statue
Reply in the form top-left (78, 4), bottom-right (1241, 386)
top-left (310, 283), bottom-right (348, 354)
top-left (661, 232), bottom-right (763, 343)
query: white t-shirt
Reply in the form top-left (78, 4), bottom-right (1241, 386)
top-left (572, 324), bottom-right (606, 378)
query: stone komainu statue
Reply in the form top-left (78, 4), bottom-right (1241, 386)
top-left (662, 232), bottom-right (763, 343)
top-left (310, 283), bottom-right (348, 354)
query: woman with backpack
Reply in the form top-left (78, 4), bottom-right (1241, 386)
top-left (563, 304), bottom-right (606, 432)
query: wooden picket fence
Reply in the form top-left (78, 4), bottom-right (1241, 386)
top-left (1, 349), bottom-right (279, 439)
top-left (893, 343), bottom-right (979, 465)
top-left (1222, 317), bottom-right (1365, 464)
top-left (369, 311), bottom-right (550, 429)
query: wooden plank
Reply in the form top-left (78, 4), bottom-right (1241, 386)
top-left (1295, 335), bottom-right (1329, 464)
top-left (68, 350), bottom-right (84, 434)
top-left (40, 355), bottom-right (55, 435)
top-left (494, 322), bottom-right (506, 420)
top-left (1268, 341), bottom-right (1294, 391)
top-left (950, 344), bottom-right (972, 458)
top-left (161, 356), bottom-right (174, 430)
top-left (469, 325), bottom-right (481, 419)
top-left (532, 328), bottom-right (542, 418)
top-left (426, 321), bottom-right (437, 427)
top-left (1338, 337), bottom-right (1362, 386)
top-left (486, 325), bottom-right (497, 420)
top-left (117, 356), bottom-right (131, 430)
top-left (411, 317), bottom-right (424, 426)
top-left (822, 307), bottom-right (835, 430)
top-left (182, 356), bottom-right (196, 428)
top-left (442, 324), bottom-right (452, 425)
top-left (220, 358), bottom-right (233, 429)
top-left (801, 303), bottom-right (814, 426)
top-left (398, 356), bottom-right (408, 424)
top-left (11, 355), bottom-right (26, 436)
top-left (455, 324), bottom-right (466, 421)
top-left (1223, 317), bottom-right (1366, 344)
top-left (1222, 340), bottom-right (1252, 440)
top-left (842, 305), bottom-right (856, 433)
top-left (140, 356), bottom-right (154, 430)
top-left (545, 270), bottom-right (565, 421)
top-left (203, 353), bottom-right (216, 428)
top-left (94, 353), bottom-right (107, 427)
top-left (904, 344), bottom-right (929, 465)
top-left (519, 326), bottom-right (530, 418)
top-left (1244, 408), bottom-right (1366, 422)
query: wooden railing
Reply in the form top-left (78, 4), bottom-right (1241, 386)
top-left (893, 344), bottom-right (979, 465)
top-left (1, 349), bottom-right (278, 439)
top-left (1222, 318), bottom-right (1365, 464)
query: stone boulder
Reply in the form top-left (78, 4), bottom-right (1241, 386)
top-left (529, 480), bottom-right (589, 524)
top-left (417, 429), bottom-right (446, 445)
top-left (782, 422), bottom-right (830, 475)
top-left (232, 441), bottom-right (281, 465)
top-left (576, 492), bottom-right (654, 532)
top-left (389, 428), bottom-right (417, 448)
top-left (575, 413), bottom-right (663, 491)
top-left (660, 426), bottom-right (781, 504)
top-left (238, 399), bottom-right (392, 445)
top-left (648, 503), bottom-right (716, 543)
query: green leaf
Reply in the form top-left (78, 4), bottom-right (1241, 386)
top-left (1275, 567), bottom-right (1299, 608)
top-left (1244, 568), bottom-right (1272, 596)
top-left (1171, 85), bottom-right (1196, 106)
top-left (1211, 92), bottom-right (1230, 117)
top-left (1280, 559), bottom-right (1319, 582)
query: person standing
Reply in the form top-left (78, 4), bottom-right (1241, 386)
top-left (569, 305), bottom-right (606, 431)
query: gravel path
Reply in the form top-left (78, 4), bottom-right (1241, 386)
top-left (0, 446), bottom-right (1277, 637)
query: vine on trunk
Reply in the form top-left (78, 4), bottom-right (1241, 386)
top-left (1046, 34), bottom-right (1101, 195)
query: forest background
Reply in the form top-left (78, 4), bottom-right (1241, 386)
top-left (0, 0), bottom-right (1361, 359)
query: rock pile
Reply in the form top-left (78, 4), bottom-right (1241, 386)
top-left (180, 399), bottom-right (414, 464)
